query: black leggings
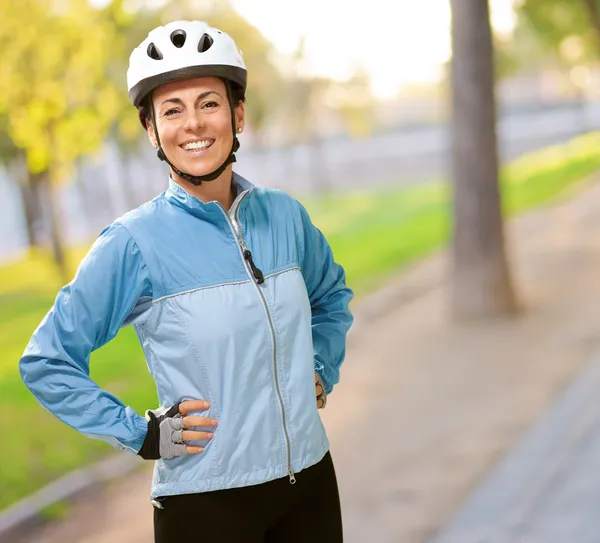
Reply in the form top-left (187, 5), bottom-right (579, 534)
top-left (153, 451), bottom-right (343, 542)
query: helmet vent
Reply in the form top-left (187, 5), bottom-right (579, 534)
top-left (170, 29), bottom-right (186, 48)
top-left (198, 33), bottom-right (214, 53)
top-left (147, 42), bottom-right (163, 60)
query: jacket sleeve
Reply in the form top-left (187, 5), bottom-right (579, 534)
top-left (19, 223), bottom-right (153, 454)
top-left (298, 202), bottom-right (354, 394)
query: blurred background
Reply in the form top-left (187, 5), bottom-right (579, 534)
top-left (3, 0), bottom-right (600, 541)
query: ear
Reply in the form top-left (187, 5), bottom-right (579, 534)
top-left (146, 119), bottom-right (158, 148)
top-left (235, 101), bottom-right (245, 133)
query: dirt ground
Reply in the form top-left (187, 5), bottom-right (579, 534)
top-left (9, 176), bottom-right (600, 543)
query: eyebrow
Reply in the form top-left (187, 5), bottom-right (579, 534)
top-left (160, 90), bottom-right (222, 107)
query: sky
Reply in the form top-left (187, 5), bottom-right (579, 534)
top-left (230, 0), bottom-right (517, 99)
top-left (90, 0), bottom-right (517, 99)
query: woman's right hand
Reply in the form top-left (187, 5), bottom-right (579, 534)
top-left (179, 399), bottom-right (218, 455)
top-left (138, 399), bottom-right (218, 460)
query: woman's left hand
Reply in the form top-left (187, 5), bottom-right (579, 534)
top-left (315, 373), bottom-right (326, 409)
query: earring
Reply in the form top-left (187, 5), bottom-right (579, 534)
top-left (237, 127), bottom-right (243, 134)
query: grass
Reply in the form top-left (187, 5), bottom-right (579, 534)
top-left (303, 132), bottom-right (600, 294)
top-left (2, 131), bottom-right (600, 511)
top-left (40, 500), bottom-right (71, 521)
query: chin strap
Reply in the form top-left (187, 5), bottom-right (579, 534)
top-left (150, 83), bottom-right (240, 186)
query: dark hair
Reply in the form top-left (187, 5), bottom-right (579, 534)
top-left (228, 81), bottom-right (246, 105)
top-left (137, 78), bottom-right (246, 130)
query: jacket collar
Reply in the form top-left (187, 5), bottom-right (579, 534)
top-left (165, 172), bottom-right (255, 220)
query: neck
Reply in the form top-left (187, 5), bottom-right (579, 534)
top-left (172, 166), bottom-right (236, 210)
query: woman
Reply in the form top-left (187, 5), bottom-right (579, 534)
top-left (20, 20), bottom-right (353, 542)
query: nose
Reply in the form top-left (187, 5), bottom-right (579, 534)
top-left (184, 109), bottom-right (204, 132)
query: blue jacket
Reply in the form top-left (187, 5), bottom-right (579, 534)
top-left (20, 173), bottom-right (354, 500)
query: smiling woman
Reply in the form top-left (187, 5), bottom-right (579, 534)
top-left (19, 19), bottom-right (353, 543)
top-left (143, 77), bottom-right (245, 203)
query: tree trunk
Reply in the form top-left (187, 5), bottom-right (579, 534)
top-left (449, 0), bottom-right (518, 319)
top-left (34, 172), bottom-right (68, 283)
top-left (11, 155), bottom-right (39, 248)
top-left (117, 150), bottom-right (137, 212)
top-left (48, 187), bottom-right (67, 283)
top-left (582, 0), bottom-right (600, 53)
top-left (309, 133), bottom-right (330, 195)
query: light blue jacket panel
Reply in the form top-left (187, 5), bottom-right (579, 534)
top-left (20, 173), bottom-right (354, 498)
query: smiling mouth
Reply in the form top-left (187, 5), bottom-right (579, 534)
top-left (179, 139), bottom-right (215, 153)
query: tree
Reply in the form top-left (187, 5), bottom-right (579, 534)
top-left (0, 114), bottom-right (40, 248)
top-left (97, 0), bottom-right (164, 211)
top-left (328, 69), bottom-right (377, 139)
top-left (0, 0), bottom-right (124, 279)
top-left (0, 0), bottom-right (285, 279)
top-left (518, 0), bottom-right (600, 63)
top-left (449, 0), bottom-right (518, 319)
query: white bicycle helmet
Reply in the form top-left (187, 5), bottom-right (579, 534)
top-left (127, 20), bottom-right (247, 184)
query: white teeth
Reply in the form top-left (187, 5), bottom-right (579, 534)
top-left (182, 140), bottom-right (212, 151)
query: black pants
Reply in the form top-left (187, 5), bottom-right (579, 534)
top-left (154, 451), bottom-right (342, 542)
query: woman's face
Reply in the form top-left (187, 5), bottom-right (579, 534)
top-left (148, 76), bottom-right (244, 178)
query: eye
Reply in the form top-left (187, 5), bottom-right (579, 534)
top-left (164, 108), bottom-right (179, 117)
top-left (202, 101), bottom-right (219, 109)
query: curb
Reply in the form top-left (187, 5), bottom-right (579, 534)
top-left (0, 455), bottom-right (143, 540)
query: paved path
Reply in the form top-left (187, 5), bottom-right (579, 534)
top-left (434, 350), bottom-right (600, 542)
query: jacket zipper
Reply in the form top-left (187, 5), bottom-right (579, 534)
top-left (220, 191), bottom-right (296, 485)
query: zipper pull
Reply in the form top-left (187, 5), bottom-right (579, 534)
top-left (243, 249), bottom-right (264, 284)
top-left (289, 469), bottom-right (296, 485)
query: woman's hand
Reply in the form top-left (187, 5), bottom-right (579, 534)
top-left (315, 373), bottom-right (327, 409)
top-left (179, 400), bottom-right (218, 454)
top-left (138, 399), bottom-right (218, 460)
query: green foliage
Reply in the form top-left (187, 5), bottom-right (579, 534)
top-left (0, 0), bottom-right (124, 183)
top-left (0, 0), bottom-right (284, 167)
top-left (328, 69), bottom-right (377, 138)
top-left (0, 113), bottom-right (19, 165)
top-left (98, 0), bottom-right (162, 151)
top-left (517, 0), bottom-right (600, 65)
top-left (494, 20), bottom-right (550, 78)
